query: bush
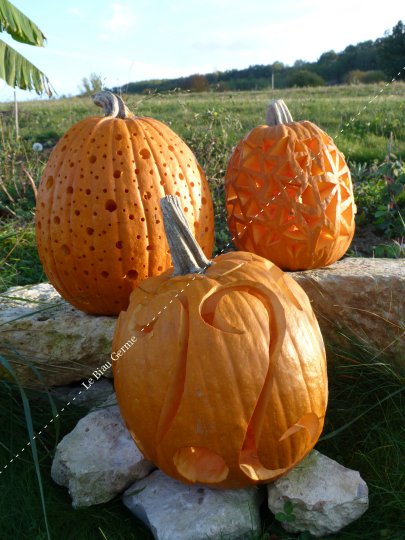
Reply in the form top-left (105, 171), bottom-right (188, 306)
top-left (285, 70), bottom-right (325, 87)
top-left (345, 70), bottom-right (386, 84)
top-left (351, 158), bottom-right (405, 238)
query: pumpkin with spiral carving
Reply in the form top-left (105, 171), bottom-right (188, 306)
top-left (112, 196), bottom-right (328, 489)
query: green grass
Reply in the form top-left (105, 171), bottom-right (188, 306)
top-left (0, 83), bottom-right (404, 290)
top-left (2, 83), bottom-right (405, 161)
top-left (0, 84), bottom-right (404, 539)
top-left (0, 349), bottom-right (403, 539)
top-left (0, 222), bottom-right (46, 291)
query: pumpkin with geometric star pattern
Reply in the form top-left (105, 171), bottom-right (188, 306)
top-left (225, 99), bottom-right (356, 270)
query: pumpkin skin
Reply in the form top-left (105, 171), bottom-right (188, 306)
top-left (225, 100), bottom-right (356, 270)
top-left (113, 250), bottom-right (328, 489)
top-left (35, 93), bottom-right (214, 315)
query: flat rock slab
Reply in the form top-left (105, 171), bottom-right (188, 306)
top-left (51, 402), bottom-right (154, 507)
top-left (268, 450), bottom-right (369, 537)
top-left (1, 258), bottom-right (403, 388)
top-left (123, 470), bottom-right (262, 540)
top-left (292, 258), bottom-right (404, 373)
top-left (0, 283), bottom-right (115, 387)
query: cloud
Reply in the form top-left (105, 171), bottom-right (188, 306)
top-left (102, 2), bottom-right (136, 37)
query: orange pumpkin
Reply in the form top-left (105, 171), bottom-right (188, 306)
top-left (112, 195), bottom-right (328, 489)
top-left (35, 91), bottom-right (214, 315)
top-left (225, 99), bottom-right (356, 270)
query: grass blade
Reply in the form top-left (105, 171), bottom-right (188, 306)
top-left (0, 354), bottom-right (52, 540)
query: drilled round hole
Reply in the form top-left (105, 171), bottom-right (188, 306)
top-left (61, 244), bottom-right (70, 255)
top-left (101, 271), bottom-right (109, 278)
top-left (86, 227), bottom-right (94, 236)
top-left (53, 216), bottom-right (60, 224)
top-left (67, 186), bottom-right (73, 194)
top-left (89, 155), bottom-right (97, 164)
top-left (85, 188), bottom-right (91, 195)
top-left (143, 191), bottom-right (152, 200)
top-left (105, 200), bottom-right (117, 212)
top-left (75, 210), bottom-right (80, 216)
top-left (202, 197), bottom-right (207, 205)
top-left (116, 241), bottom-right (123, 249)
top-left (46, 176), bottom-right (54, 189)
top-left (140, 148), bottom-right (151, 159)
top-left (126, 269), bottom-right (138, 280)
top-left (113, 170), bottom-right (121, 179)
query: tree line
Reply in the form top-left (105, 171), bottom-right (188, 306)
top-left (114, 21), bottom-right (405, 94)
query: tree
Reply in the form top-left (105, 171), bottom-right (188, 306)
top-left (0, 0), bottom-right (52, 95)
top-left (80, 72), bottom-right (104, 96)
top-left (377, 20), bottom-right (405, 80)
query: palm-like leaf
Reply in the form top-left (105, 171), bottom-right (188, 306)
top-left (0, 0), bottom-right (45, 46)
top-left (0, 39), bottom-right (52, 95)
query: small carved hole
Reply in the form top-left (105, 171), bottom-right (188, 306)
top-left (105, 200), bottom-right (117, 212)
top-left (126, 269), bottom-right (138, 280)
top-left (140, 148), bottom-right (151, 159)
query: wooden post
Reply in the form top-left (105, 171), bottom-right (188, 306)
top-left (271, 71), bottom-right (274, 90)
top-left (14, 91), bottom-right (19, 139)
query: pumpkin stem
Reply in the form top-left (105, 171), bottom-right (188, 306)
top-left (265, 99), bottom-right (293, 126)
top-left (92, 90), bottom-right (133, 119)
top-left (160, 195), bottom-right (212, 276)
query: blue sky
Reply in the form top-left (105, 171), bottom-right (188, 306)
top-left (0, 0), bottom-right (404, 101)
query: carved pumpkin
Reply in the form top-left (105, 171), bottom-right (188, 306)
top-left (225, 99), bottom-right (356, 270)
top-left (112, 195), bottom-right (328, 489)
top-left (35, 92), bottom-right (214, 315)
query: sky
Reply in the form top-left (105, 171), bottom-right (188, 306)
top-left (0, 0), bottom-right (404, 101)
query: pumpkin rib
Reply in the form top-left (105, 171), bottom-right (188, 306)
top-left (137, 120), bottom-right (173, 277)
top-left (126, 118), bottom-right (150, 282)
top-left (54, 119), bottom-right (99, 305)
top-left (142, 117), bottom-right (203, 244)
top-left (146, 118), bottom-right (200, 224)
top-left (38, 127), bottom-right (76, 294)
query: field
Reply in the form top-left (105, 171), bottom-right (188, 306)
top-left (0, 84), bottom-right (404, 540)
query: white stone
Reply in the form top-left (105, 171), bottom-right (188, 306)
top-left (267, 450), bottom-right (369, 537)
top-left (123, 470), bottom-right (262, 540)
top-left (0, 283), bottom-right (115, 387)
top-left (51, 403), bottom-right (154, 507)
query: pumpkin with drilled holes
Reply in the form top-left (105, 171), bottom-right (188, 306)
top-left (35, 91), bottom-right (214, 315)
top-left (112, 195), bottom-right (328, 489)
top-left (225, 99), bottom-right (356, 270)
